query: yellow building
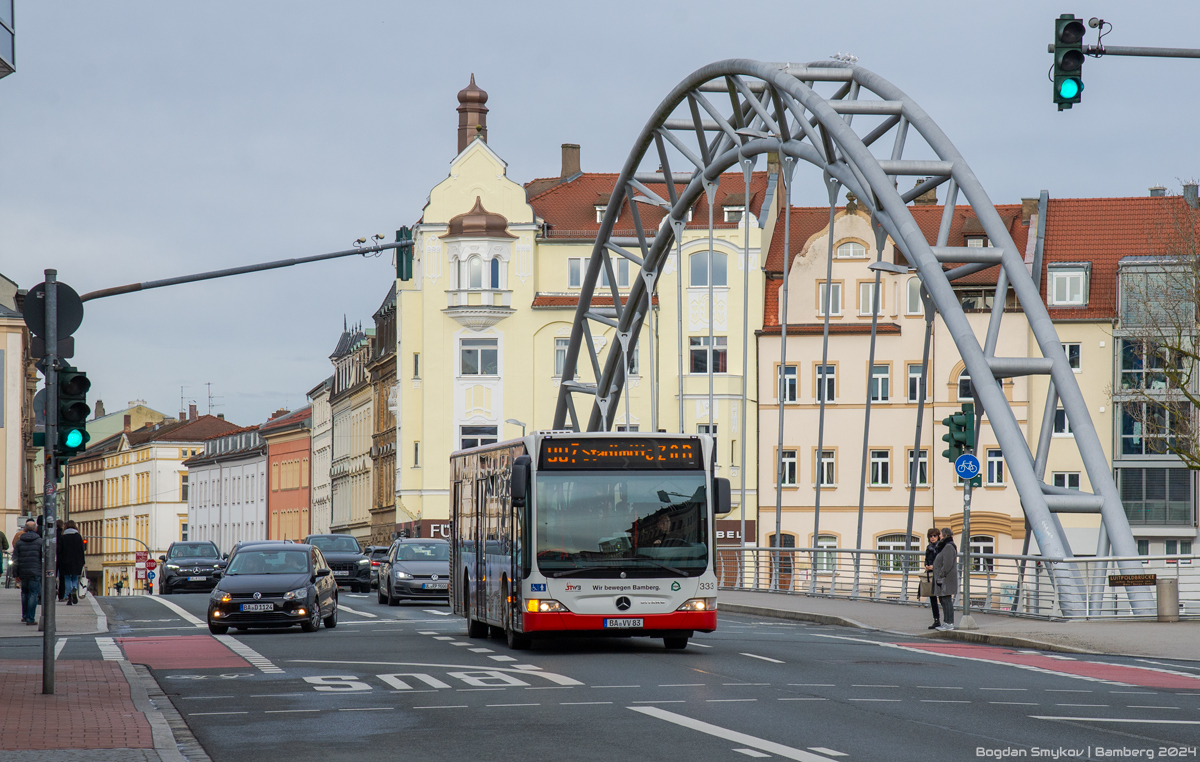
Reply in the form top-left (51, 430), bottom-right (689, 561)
top-left (394, 77), bottom-right (776, 533)
top-left (0, 279), bottom-right (34, 538)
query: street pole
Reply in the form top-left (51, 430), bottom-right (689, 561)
top-left (959, 474), bottom-right (977, 630)
top-left (42, 269), bottom-right (58, 694)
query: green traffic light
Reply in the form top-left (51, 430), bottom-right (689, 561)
top-left (64, 428), bottom-right (84, 448)
top-left (1059, 78), bottom-right (1080, 99)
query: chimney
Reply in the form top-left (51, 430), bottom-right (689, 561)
top-left (217, 413), bottom-right (225, 420)
top-left (123, 415), bottom-right (131, 433)
top-left (1150, 185), bottom-right (1167, 197)
top-left (270, 408), bottom-right (290, 421)
top-left (912, 178), bottom-right (937, 206)
top-left (188, 404), bottom-right (198, 421)
top-left (456, 74), bottom-right (489, 154)
top-left (1184, 183), bottom-right (1199, 209)
top-left (93, 399), bottom-right (106, 420)
top-left (561, 144), bottom-right (580, 179)
top-left (1021, 198), bottom-right (1038, 224)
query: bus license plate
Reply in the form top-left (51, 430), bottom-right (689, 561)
top-left (422, 582), bottom-right (448, 590)
top-left (604, 618), bottom-right (643, 629)
top-left (240, 603), bottom-right (273, 612)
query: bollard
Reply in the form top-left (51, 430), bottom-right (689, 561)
top-left (1156, 578), bottom-right (1180, 622)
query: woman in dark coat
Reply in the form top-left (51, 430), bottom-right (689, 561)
top-left (924, 528), bottom-right (942, 629)
top-left (932, 528), bottom-right (959, 631)
top-left (57, 520), bottom-right (87, 605)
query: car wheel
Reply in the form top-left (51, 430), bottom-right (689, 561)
top-left (208, 622), bottom-right (228, 635)
top-left (377, 584), bottom-right (387, 604)
top-left (323, 600), bottom-right (338, 629)
top-left (663, 637), bottom-right (689, 650)
top-left (301, 606), bottom-right (320, 632)
top-left (387, 583), bottom-right (399, 606)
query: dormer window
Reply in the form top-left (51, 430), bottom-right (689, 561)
top-left (595, 205), bottom-right (606, 223)
top-left (966, 237), bottom-right (988, 248)
top-left (1048, 263), bottom-right (1090, 307)
top-left (723, 206), bottom-right (744, 223)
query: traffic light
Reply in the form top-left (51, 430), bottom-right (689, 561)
top-left (396, 227), bottom-right (414, 281)
top-left (941, 402), bottom-right (976, 463)
top-left (1052, 14), bottom-right (1086, 110)
top-left (56, 365), bottom-right (91, 457)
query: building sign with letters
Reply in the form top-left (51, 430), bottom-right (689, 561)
top-left (1107, 573), bottom-right (1157, 587)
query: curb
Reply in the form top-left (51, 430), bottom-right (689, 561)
top-left (133, 664), bottom-right (213, 762)
top-left (120, 659), bottom-right (186, 762)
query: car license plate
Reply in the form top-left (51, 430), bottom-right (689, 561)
top-left (604, 618), bottom-right (643, 629)
top-left (240, 603), bottom-right (273, 612)
top-left (422, 582), bottom-right (448, 590)
top-left (333, 570), bottom-right (350, 577)
top-left (188, 576), bottom-right (206, 582)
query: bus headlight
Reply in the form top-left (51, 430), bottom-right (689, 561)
top-left (676, 598), bottom-right (717, 612)
top-left (525, 599), bottom-right (569, 613)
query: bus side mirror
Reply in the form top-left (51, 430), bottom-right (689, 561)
top-left (714, 477), bottom-right (732, 517)
top-left (512, 455), bottom-right (531, 507)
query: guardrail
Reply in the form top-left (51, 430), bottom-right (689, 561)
top-left (715, 546), bottom-right (1197, 620)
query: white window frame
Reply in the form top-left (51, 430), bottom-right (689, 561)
top-left (859, 281), bottom-right (879, 316)
top-left (568, 258), bottom-right (583, 289)
top-left (460, 338), bottom-right (499, 377)
top-left (689, 250), bottom-right (728, 288)
top-left (698, 423), bottom-right (718, 435)
top-left (816, 365), bottom-right (835, 403)
top-left (970, 534), bottom-right (995, 572)
top-left (836, 242), bottom-right (866, 259)
top-left (554, 338), bottom-right (570, 377)
top-left (1052, 472), bottom-right (1080, 490)
top-left (907, 363), bottom-right (927, 403)
top-left (815, 535), bottom-right (838, 572)
top-left (906, 276), bottom-right (923, 315)
top-left (818, 282), bottom-right (842, 317)
top-left (986, 449), bottom-right (1005, 485)
top-left (723, 206), bottom-right (744, 224)
top-left (778, 365), bottom-right (798, 403)
top-left (1053, 407), bottom-right (1072, 436)
top-left (595, 205), bottom-right (606, 223)
top-left (1062, 342), bottom-right (1081, 371)
top-left (817, 450), bottom-right (835, 486)
top-left (779, 450), bottom-right (797, 486)
top-left (907, 449), bottom-right (929, 486)
top-left (1049, 267), bottom-right (1088, 306)
top-left (876, 533), bottom-right (921, 572)
top-left (600, 258), bottom-right (630, 289)
top-left (869, 364), bottom-right (890, 402)
top-left (966, 237), bottom-right (988, 248)
top-left (957, 371), bottom-right (973, 401)
top-left (869, 450), bottom-right (890, 486)
top-left (689, 336), bottom-right (728, 374)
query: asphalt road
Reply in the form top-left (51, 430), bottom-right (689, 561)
top-left (16, 592), bottom-right (1200, 762)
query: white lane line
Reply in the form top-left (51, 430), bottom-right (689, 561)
top-left (424, 609), bottom-right (451, 616)
top-left (981, 688), bottom-right (1027, 691)
top-left (595, 685), bottom-right (640, 689)
top-left (561, 701), bottom-right (613, 706)
top-left (95, 637), bottom-right (125, 661)
top-left (690, 643), bottom-right (713, 648)
top-left (418, 631), bottom-right (437, 635)
top-left (1046, 689), bottom-right (1091, 693)
top-left (847, 698), bottom-right (900, 702)
top-left (724, 683), bottom-right (769, 686)
top-left (789, 684), bottom-right (834, 687)
top-left (1109, 691), bottom-right (1156, 694)
top-left (339, 707), bottom-right (393, 712)
top-left (139, 594), bottom-right (206, 626)
top-left (991, 702), bottom-right (1039, 706)
top-left (740, 653), bottom-right (784, 664)
top-left (734, 751), bottom-right (771, 759)
top-left (1032, 716), bottom-right (1200, 725)
top-left (266, 709), bottom-right (319, 713)
top-left (449, 642), bottom-right (470, 647)
top-left (337, 604), bottom-right (377, 619)
top-left (433, 636), bottom-right (455, 641)
top-left (1127, 705), bottom-right (1180, 709)
top-left (414, 705), bottom-right (467, 709)
top-left (921, 700), bottom-right (970, 704)
top-left (632, 700), bottom-right (686, 704)
top-left (808, 749), bottom-right (847, 758)
top-left (1136, 658), bottom-right (1200, 674)
top-left (708, 699), bottom-right (757, 703)
top-left (1055, 703), bottom-right (1108, 707)
top-left (488, 703), bottom-right (541, 707)
top-left (213, 634), bottom-right (284, 674)
top-left (513, 664), bottom-right (542, 670)
top-left (180, 696), bottom-right (235, 700)
top-left (250, 693), bottom-right (306, 698)
top-left (488, 655), bottom-right (518, 662)
top-left (917, 686), bottom-right (963, 690)
top-left (189, 712), bottom-right (248, 716)
top-left (660, 684), bottom-right (705, 687)
top-left (629, 706), bottom-right (842, 762)
top-left (779, 698), bottom-right (828, 701)
top-left (55, 638), bottom-right (68, 659)
top-left (852, 684), bottom-right (898, 688)
top-left (469, 648), bottom-right (494, 653)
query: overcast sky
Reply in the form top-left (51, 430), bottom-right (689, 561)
top-left (2, 1), bottom-right (1197, 427)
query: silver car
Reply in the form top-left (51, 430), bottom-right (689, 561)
top-left (376, 539), bottom-right (450, 605)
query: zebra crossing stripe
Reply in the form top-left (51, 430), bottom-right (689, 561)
top-left (95, 636), bottom-right (125, 661)
top-left (213, 634), bottom-right (284, 674)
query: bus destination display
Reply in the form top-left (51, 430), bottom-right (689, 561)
top-left (540, 438), bottom-right (703, 470)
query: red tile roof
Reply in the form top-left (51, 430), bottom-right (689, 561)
top-left (764, 274), bottom-right (781, 328)
top-left (532, 293), bottom-right (659, 309)
top-left (528, 171), bottom-right (773, 239)
top-left (1040, 195), bottom-right (1192, 321)
top-left (126, 415), bottom-right (243, 445)
top-left (758, 323), bottom-right (903, 336)
top-left (259, 406), bottom-right (312, 433)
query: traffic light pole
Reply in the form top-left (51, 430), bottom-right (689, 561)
top-left (41, 269), bottom-right (59, 694)
top-left (1083, 44), bottom-right (1200, 59)
top-left (960, 475), bottom-right (976, 631)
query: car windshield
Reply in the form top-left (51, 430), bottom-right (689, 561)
top-left (308, 536), bottom-right (361, 554)
top-left (536, 472), bottom-right (709, 577)
top-left (394, 543), bottom-right (450, 562)
top-left (168, 543), bottom-right (219, 559)
top-left (226, 550), bottom-right (310, 575)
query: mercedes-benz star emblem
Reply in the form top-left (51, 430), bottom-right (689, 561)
top-left (431, 574), bottom-right (439, 581)
top-left (253, 592), bottom-right (261, 600)
top-left (616, 596), bottom-right (631, 611)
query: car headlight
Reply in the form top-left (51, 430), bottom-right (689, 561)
top-left (283, 587), bottom-right (309, 600)
top-left (525, 599), bottom-right (570, 613)
top-left (395, 571), bottom-right (412, 579)
top-left (165, 564), bottom-right (180, 571)
top-left (212, 591), bottom-right (231, 603)
top-left (358, 558), bottom-right (370, 566)
top-left (676, 598), bottom-right (717, 612)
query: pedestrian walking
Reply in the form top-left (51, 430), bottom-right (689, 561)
top-left (114, 577), bottom-right (124, 596)
top-left (55, 520), bottom-right (66, 601)
top-left (923, 528), bottom-right (942, 630)
top-left (58, 521), bottom-right (86, 605)
top-left (11, 520), bottom-right (43, 625)
top-left (932, 527), bottom-right (959, 631)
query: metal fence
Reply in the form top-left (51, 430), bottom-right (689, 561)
top-left (716, 546), bottom-right (1198, 620)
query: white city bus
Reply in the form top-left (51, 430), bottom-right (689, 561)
top-left (450, 432), bottom-right (729, 650)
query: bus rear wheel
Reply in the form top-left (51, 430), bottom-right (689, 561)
top-left (663, 637), bottom-right (689, 650)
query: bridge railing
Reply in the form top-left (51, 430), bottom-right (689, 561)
top-left (716, 546), bottom-right (1198, 621)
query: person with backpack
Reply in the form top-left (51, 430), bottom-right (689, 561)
top-left (58, 521), bottom-right (86, 605)
top-left (11, 520), bottom-right (44, 625)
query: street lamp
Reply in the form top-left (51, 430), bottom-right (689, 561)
top-left (505, 419), bottom-right (527, 437)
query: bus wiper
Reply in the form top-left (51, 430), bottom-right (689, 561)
top-left (548, 564), bottom-right (624, 578)
top-left (633, 557), bottom-right (689, 577)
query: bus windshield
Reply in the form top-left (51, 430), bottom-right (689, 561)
top-left (536, 471), bottom-right (708, 577)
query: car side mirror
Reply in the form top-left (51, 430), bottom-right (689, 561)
top-left (158, 555), bottom-right (167, 563)
top-left (714, 477), bottom-right (732, 517)
top-left (316, 568), bottom-right (331, 578)
top-left (222, 553), bottom-right (229, 560)
top-left (212, 571), bottom-right (222, 580)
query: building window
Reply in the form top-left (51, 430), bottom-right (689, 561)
top-left (778, 450), bottom-right (797, 486)
top-left (1063, 342), bottom-right (1081, 371)
top-left (815, 535), bottom-right (838, 571)
top-left (697, 424), bottom-right (717, 436)
top-left (460, 426), bottom-right (498, 450)
top-left (816, 365), bottom-right (836, 402)
top-left (413, 353), bottom-right (420, 378)
top-left (966, 237), bottom-right (988, 249)
top-left (778, 365), bottom-right (798, 403)
top-left (1052, 472), bottom-right (1080, 490)
top-left (460, 338), bottom-right (499, 376)
top-left (414, 441), bottom-right (420, 468)
top-left (907, 449), bottom-right (929, 486)
top-left (1120, 339), bottom-right (1174, 390)
top-left (723, 206), bottom-right (744, 223)
top-left (877, 533), bottom-right (920, 572)
top-left (836, 242), bottom-right (866, 259)
top-left (1118, 467), bottom-right (1193, 525)
top-left (600, 258), bottom-right (630, 289)
top-left (957, 370), bottom-right (973, 401)
top-left (970, 535), bottom-right (995, 572)
top-left (459, 256), bottom-right (483, 290)
top-left (1053, 408), bottom-right (1072, 436)
top-left (1137, 539), bottom-right (1150, 556)
top-left (180, 522), bottom-right (189, 542)
top-left (180, 473), bottom-right (189, 501)
top-left (818, 282), bottom-right (842, 317)
top-left (568, 258), bottom-right (582, 288)
top-left (689, 336), bottom-right (728, 373)
top-left (906, 277), bottom-right (923, 315)
top-left (869, 364), bottom-right (890, 402)
top-left (957, 288), bottom-right (994, 311)
top-left (1048, 267), bottom-right (1088, 306)
top-left (626, 338), bottom-right (639, 376)
top-left (869, 450), bottom-right (890, 486)
top-left (490, 258), bottom-right (502, 288)
top-left (1119, 402), bottom-right (1184, 455)
top-left (816, 450), bottom-right (835, 486)
top-left (907, 363), bottom-right (926, 403)
top-left (554, 338), bottom-right (570, 377)
top-left (271, 463), bottom-right (280, 492)
top-left (766, 533), bottom-right (797, 573)
top-left (1121, 265), bottom-right (1191, 325)
top-left (986, 449), bottom-right (1005, 485)
top-left (689, 251), bottom-right (727, 287)
top-left (595, 205), bottom-right (606, 223)
top-left (859, 282), bottom-right (880, 316)
top-left (616, 425), bottom-right (639, 432)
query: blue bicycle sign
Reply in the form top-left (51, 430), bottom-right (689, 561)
top-left (954, 453), bottom-right (981, 479)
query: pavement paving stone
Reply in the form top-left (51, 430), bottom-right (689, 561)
top-left (0, 587), bottom-right (107, 639)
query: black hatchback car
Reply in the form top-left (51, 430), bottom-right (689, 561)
top-left (207, 544), bottom-right (338, 634)
top-left (158, 541), bottom-right (224, 594)
top-left (376, 539), bottom-right (450, 605)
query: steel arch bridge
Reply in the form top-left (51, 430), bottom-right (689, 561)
top-left (552, 58), bottom-right (1149, 615)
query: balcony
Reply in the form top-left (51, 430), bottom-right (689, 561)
top-left (443, 289), bottom-right (514, 330)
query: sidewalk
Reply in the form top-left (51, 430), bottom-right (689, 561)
top-left (0, 586), bottom-right (106, 638)
top-left (719, 589), bottom-right (1200, 661)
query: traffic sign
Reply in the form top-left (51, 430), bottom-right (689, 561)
top-left (23, 282), bottom-right (84, 339)
top-left (146, 559), bottom-right (158, 571)
top-left (955, 453), bottom-right (981, 479)
top-left (135, 550), bottom-right (148, 563)
top-left (147, 571), bottom-right (156, 581)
